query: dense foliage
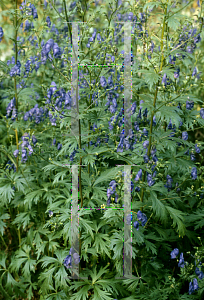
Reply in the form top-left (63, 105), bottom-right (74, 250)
top-left (0, 0), bottom-right (204, 299)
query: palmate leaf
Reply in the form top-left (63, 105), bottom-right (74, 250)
top-left (150, 190), bottom-right (168, 224)
top-left (144, 240), bottom-right (157, 255)
top-left (93, 166), bottom-right (123, 187)
top-left (24, 190), bottom-right (44, 209)
top-left (165, 206), bottom-right (186, 237)
top-left (183, 208), bottom-right (204, 230)
top-left (46, 290), bottom-right (69, 300)
top-left (9, 245), bottom-right (36, 277)
top-left (156, 105), bottom-right (183, 129)
top-left (0, 183), bottom-right (15, 204)
top-left (133, 227), bottom-right (145, 245)
top-left (38, 266), bottom-right (56, 295)
top-left (90, 265), bottom-right (110, 285)
top-left (167, 15), bottom-right (181, 31)
top-left (0, 213), bottom-right (10, 235)
top-left (93, 285), bottom-right (112, 300)
top-left (139, 69), bottom-right (160, 90)
top-left (37, 255), bottom-right (60, 269)
top-left (109, 232), bottom-right (124, 260)
top-left (11, 210), bottom-right (37, 230)
top-left (93, 233), bottom-right (111, 258)
top-left (69, 284), bottom-right (90, 300)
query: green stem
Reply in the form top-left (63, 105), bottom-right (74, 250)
top-left (140, 6), bottom-right (167, 211)
top-left (14, 0), bottom-right (19, 173)
top-left (0, 234), bottom-right (7, 249)
top-left (63, 0), bottom-right (72, 44)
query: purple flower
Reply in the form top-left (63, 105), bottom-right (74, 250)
top-left (195, 144), bottom-right (200, 153)
top-left (131, 102), bottom-right (137, 114)
top-left (143, 140), bottom-right (149, 149)
top-left (143, 128), bottom-right (148, 137)
top-left (182, 131), bottom-right (188, 140)
top-left (189, 278), bottom-right (199, 295)
top-left (21, 149), bottom-right (28, 163)
top-left (57, 143), bottom-right (62, 151)
top-left (46, 16), bottom-right (51, 28)
top-left (191, 167), bottom-right (197, 180)
top-left (170, 248), bottom-right (179, 259)
top-left (190, 153), bottom-right (196, 161)
top-left (168, 119), bottom-right (173, 130)
top-left (195, 267), bottom-right (204, 279)
top-left (0, 27), bottom-right (4, 42)
top-left (178, 252), bottom-right (186, 268)
top-left (135, 186), bottom-right (140, 192)
top-left (147, 173), bottom-right (155, 187)
top-left (44, 39), bottom-right (54, 54)
top-left (48, 210), bottom-right (53, 217)
top-left (133, 221), bottom-right (139, 230)
top-left (100, 76), bottom-right (107, 88)
top-left (137, 210), bottom-right (143, 221)
top-left (186, 100), bottom-right (194, 110)
top-left (137, 210), bottom-right (148, 226)
top-left (143, 154), bottom-right (149, 163)
top-left (32, 135), bottom-right (37, 145)
top-left (134, 169), bottom-right (142, 182)
top-left (174, 67), bottom-right (180, 79)
top-left (10, 65), bottom-right (21, 77)
top-left (70, 1), bottom-right (76, 10)
top-left (53, 43), bottom-right (61, 58)
top-left (152, 155), bottom-right (158, 162)
top-left (63, 254), bottom-right (72, 269)
top-left (141, 215), bottom-right (148, 226)
top-left (126, 213), bottom-right (132, 225)
top-left (164, 175), bottom-right (173, 191)
top-left (192, 67), bottom-right (197, 77)
top-left (200, 108), bottom-right (204, 119)
top-left (13, 149), bottom-right (19, 157)
top-left (28, 145), bottom-right (33, 155)
top-left (73, 252), bottom-right (80, 264)
top-left (162, 73), bottom-right (167, 85)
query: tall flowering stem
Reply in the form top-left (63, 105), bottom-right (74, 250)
top-left (14, 0), bottom-right (19, 173)
top-left (63, 0), bottom-right (72, 45)
top-left (140, 6), bottom-right (167, 211)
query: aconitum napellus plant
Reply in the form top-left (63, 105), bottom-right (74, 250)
top-left (0, 0), bottom-right (204, 299)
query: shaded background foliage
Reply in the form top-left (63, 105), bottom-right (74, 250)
top-left (0, 0), bottom-right (204, 300)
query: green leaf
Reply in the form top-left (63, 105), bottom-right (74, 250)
top-left (165, 206), bottom-right (186, 237)
top-left (11, 210), bottom-right (37, 230)
top-left (93, 166), bottom-right (123, 187)
top-left (140, 69), bottom-right (159, 90)
top-left (144, 240), bottom-right (157, 255)
top-left (167, 16), bottom-right (181, 31)
top-left (150, 190), bottom-right (168, 224)
top-left (0, 213), bottom-right (10, 235)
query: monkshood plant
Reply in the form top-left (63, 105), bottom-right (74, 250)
top-left (0, 0), bottom-right (204, 299)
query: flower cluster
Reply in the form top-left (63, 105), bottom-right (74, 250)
top-left (19, 2), bottom-right (38, 19)
top-left (5, 160), bottom-right (16, 172)
top-left (170, 247), bottom-right (204, 295)
top-left (0, 27), bottom-right (3, 42)
top-left (41, 38), bottom-right (62, 64)
top-left (107, 180), bottom-right (118, 205)
top-left (6, 97), bottom-right (17, 121)
top-left (63, 247), bottom-right (80, 269)
top-left (137, 210), bottom-right (148, 227)
top-left (13, 133), bottom-right (36, 163)
top-left (191, 167), bottom-right (197, 180)
top-left (23, 104), bottom-right (49, 124)
top-left (170, 248), bottom-right (186, 268)
top-left (164, 175), bottom-right (173, 192)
